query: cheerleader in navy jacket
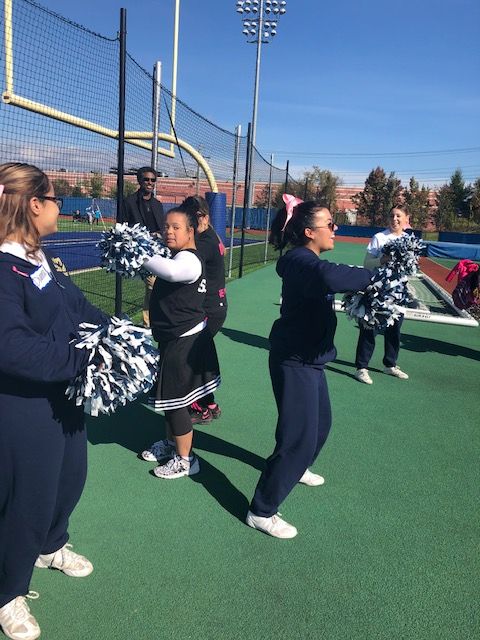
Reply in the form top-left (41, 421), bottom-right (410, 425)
top-left (246, 196), bottom-right (373, 539)
top-left (139, 206), bottom-right (221, 479)
top-left (0, 163), bottom-right (108, 640)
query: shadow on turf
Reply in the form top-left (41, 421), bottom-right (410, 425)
top-left (220, 327), bottom-right (269, 350)
top-left (400, 332), bottom-right (480, 361)
top-left (191, 457), bottom-right (251, 521)
top-left (87, 401), bottom-right (259, 522)
top-left (87, 401), bottom-right (265, 471)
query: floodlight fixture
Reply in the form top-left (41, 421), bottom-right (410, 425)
top-left (235, 0), bottom-right (288, 158)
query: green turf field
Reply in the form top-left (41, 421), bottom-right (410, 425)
top-left (29, 242), bottom-right (479, 640)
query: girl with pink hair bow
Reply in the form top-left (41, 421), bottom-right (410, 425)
top-left (246, 196), bottom-right (373, 539)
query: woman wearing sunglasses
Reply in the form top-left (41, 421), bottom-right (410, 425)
top-left (246, 196), bottom-right (373, 539)
top-left (0, 163), bottom-right (108, 640)
top-left (123, 166), bottom-right (165, 327)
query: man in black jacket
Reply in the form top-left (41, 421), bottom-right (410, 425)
top-left (123, 167), bottom-right (165, 327)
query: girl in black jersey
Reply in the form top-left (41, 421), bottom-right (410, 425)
top-left (140, 207), bottom-right (221, 479)
top-left (181, 196), bottom-right (227, 424)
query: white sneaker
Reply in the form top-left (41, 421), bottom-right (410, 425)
top-left (35, 543), bottom-right (93, 577)
top-left (383, 366), bottom-right (409, 379)
top-left (245, 511), bottom-right (298, 539)
top-left (355, 368), bottom-right (373, 384)
top-left (299, 469), bottom-right (325, 486)
top-left (153, 454), bottom-right (200, 479)
top-left (0, 593), bottom-right (40, 640)
top-left (140, 439), bottom-right (176, 462)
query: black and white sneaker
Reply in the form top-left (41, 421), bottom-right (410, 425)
top-left (140, 439), bottom-right (176, 462)
top-left (153, 454), bottom-right (200, 479)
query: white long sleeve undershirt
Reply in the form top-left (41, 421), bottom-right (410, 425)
top-left (143, 250), bottom-right (201, 284)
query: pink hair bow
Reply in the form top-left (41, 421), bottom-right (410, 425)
top-left (0, 185), bottom-right (4, 198)
top-left (281, 193), bottom-right (303, 231)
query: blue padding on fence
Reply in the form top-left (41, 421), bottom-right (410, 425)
top-left (60, 197), bottom-right (117, 219)
top-left (206, 192), bottom-right (227, 244)
top-left (336, 225), bottom-right (384, 238)
top-left (438, 232), bottom-right (480, 245)
top-left (41, 229), bottom-right (252, 272)
top-left (42, 231), bottom-right (103, 271)
top-left (425, 241), bottom-right (480, 260)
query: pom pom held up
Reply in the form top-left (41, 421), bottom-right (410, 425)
top-left (99, 223), bottom-right (171, 278)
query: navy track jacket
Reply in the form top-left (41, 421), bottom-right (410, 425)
top-left (0, 251), bottom-right (107, 391)
top-left (270, 247), bottom-right (372, 365)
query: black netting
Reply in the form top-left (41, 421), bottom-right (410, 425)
top-left (0, 0), bottom-right (287, 317)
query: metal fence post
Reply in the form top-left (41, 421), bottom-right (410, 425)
top-left (264, 153), bottom-right (273, 263)
top-left (279, 159), bottom-right (289, 258)
top-left (114, 8), bottom-right (126, 317)
top-left (228, 124), bottom-right (241, 278)
top-left (151, 61), bottom-right (162, 181)
top-left (239, 122), bottom-right (252, 279)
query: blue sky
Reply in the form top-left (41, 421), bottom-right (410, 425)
top-left (13, 0), bottom-right (480, 185)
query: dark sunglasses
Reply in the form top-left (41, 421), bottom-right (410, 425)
top-left (309, 220), bottom-right (336, 231)
top-left (142, 177), bottom-right (156, 183)
top-left (41, 196), bottom-right (63, 210)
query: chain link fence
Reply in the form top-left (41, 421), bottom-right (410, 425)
top-left (0, 0), bottom-right (291, 318)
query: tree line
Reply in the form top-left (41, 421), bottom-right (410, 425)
top-left (255, 166), bottom-right (480, 231)
top-left (51, 173), bottom-right (137, 200)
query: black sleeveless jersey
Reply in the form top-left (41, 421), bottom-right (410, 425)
top-left (195, 226), bottom-right (227, 315)
top-left (150, 249), bottom-right (207, 342)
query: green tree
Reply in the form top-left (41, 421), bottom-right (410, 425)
top-left (52, 178), bottom-right (72, 196)
top-left (302, 167), bottom-right (342, 213)
top-left (469, 178), bottom-right (480, 225)
top-left (434, 184), bottom-right (454, 230)
top-left (70, 183), bottom-right (84, 197)
top-left (433, 170), bottom-right (473, 231)
top-left (351, 167), bottom-right (402, 226)
top-left (449, 169), bottom-right (471, 218)
top-left (403, 177), bottom-right (431, 229)
top-left (86, 172), bottom-right (104, 198)
top-left (108, 181), bottom-right (138, 199)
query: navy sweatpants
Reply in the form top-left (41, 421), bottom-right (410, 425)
top-left (0, 392), bottom-right (87, 607)
top-left (355, 316), bottom-right (404, 369)
top-left (250, 354), bottom-right (332, 518)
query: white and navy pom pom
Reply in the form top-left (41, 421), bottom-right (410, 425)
top-left (381, 234), bottom-right (425, 277)
top-left (99, 223), bottom-right (171, 278)
top-left (343, 234), bottom-right (425, 330)
top-left (66, 316), bottom-right (159, 416)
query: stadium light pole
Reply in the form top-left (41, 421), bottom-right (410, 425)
top-left (235, 0), bottom-right (287, 203)
top-left (235, 0), bottom-right (287, 149)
